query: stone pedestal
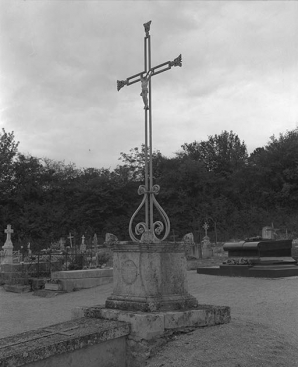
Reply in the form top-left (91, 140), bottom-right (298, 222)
top-left (202, 236), bottom-right (213, 259)
top-left (2, 241), bottom-right (13, 265)
top-left (105, 242), bottom-right (198, 312)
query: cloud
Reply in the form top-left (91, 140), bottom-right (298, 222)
top-left (0, 1), bottom-right (297, 170)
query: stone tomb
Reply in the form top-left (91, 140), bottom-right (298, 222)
top-left (197, 238), bottom-right (298, 278)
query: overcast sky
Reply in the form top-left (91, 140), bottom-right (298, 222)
top-left (1, 1), bottom-right (297, 170)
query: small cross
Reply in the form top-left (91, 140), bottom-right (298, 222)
top-left (81, 235), bottom-right (85, 244)
top-left (68, 233), bottom-right (74, 248)
top-left (4, 224), bottom-right (14, 241)
top-left (202, 222), bottom-right (209, 237)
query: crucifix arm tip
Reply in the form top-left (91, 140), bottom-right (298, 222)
top-left (117, 80), bottom-right (127, 91)
top-left (170, 54), bottom-right (182, 68)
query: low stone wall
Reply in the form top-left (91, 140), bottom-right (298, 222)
top-left (0, 318), bottom-right (130, 367)
top-left (50, 268), bottom-right (113, 292)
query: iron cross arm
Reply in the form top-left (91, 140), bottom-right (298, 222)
top-left (117, 54), bottom-right (182, 91)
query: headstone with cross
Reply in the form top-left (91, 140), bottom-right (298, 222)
top-left (2, 225), bottom-right (14, 264)
top-left (203, 222), bottom-right (209, 238)
top-left (68, 233), bottom-right (73, 248)
top-left (202, 222), bottom-right (212, 258)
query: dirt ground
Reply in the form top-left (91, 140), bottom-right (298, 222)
top-left (1, 258), bottom-right (298, 366)
top-left (146, 267), bottom-right (298, 367)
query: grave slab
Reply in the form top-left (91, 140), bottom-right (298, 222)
top-left (0, 317), bottom-right (129, 367)
top-left (50, 268), bottom-right (113, 292)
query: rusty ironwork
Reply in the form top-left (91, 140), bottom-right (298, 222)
top-left (117, 21), bottom-right (182, 243)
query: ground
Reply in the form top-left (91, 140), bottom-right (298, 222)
top-left (1, 260), bottom-right (298, 366)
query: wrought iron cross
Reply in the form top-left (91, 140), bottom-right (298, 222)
top-left (117, 21), bottom-right (182, 243)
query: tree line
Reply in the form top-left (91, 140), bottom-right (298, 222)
top-left (1, 127), bottom-right (298, 251)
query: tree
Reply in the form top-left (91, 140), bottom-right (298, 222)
top-left (179, 130), bottom-right (248, 176)
top-left (118, 144), bottom-right (165, 182)
top-left (0, 129), bottom-right (19, 193)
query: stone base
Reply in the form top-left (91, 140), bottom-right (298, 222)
top-left (72, 304), bottom-right (231, 366)
top-left (108, 241), bottom-right (198, 312)
top-left (105, 293), bottom-right (198, 312)
top-left (73, 305), bottom-right (231, 340)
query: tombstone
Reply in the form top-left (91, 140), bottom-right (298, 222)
top-left (2, 225), bottom-right (14, 265)
top-left (59, 238), bottom-right (65, 252)
top-left (93, 234), bottom-right (98, 249)
top-left (80, 235), bottom-right (86, 253)
top-left (202, 236), bottom-right (213, 258)
top-left (27, 243), bottom-right (32, 257)
top-left (262, 226), bottom-right (276, 240)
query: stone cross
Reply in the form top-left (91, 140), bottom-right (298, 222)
top-left (203, 222), bottom-right (209, 237)
top-left (68, 233), bottom-right (73, 248)
top-left (81, 235), bottom-right (85, 244)
top-left (4, 224), bottom-right (14, 244)
top-left (2, 225), bottom-right (14, 264)
top-left (117, 21), bottom-right (181, 243)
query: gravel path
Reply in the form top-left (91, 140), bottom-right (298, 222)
top-left (1, 271), bottom-right (298, 366)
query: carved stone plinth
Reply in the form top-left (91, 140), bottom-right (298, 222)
top-left (105, 242), bottom-right (198, 312)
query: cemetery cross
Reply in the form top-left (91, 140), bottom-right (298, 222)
top-left (68, 233), bottom-right (73, 248)
top-left (203, 222), bottom-right (209, 238)
top-left (117, 20), bottom-right (182, 243)
top-left (4, 224), bottom-right (14, 243)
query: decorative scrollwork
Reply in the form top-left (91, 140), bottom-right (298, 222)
top-left (170, 54), bottom-right (182, 68)
top-left (153, 221), bottom-right (164, 235)
top-left (138, 185), bottom-right (147, 195)
top-left (135, 222), bottom-right (147, 235)
top-left (128, 184), bottom-right (170, 243)
top-left (117, 80), bottom-right (127, 91)
top-left (151, 184), bottom-right (160, 194)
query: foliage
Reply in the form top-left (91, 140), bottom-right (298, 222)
top-left (1, 128), bottom-right (298, 247)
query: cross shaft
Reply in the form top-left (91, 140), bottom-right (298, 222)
top-left (117, 21), bottom-right (182, 242)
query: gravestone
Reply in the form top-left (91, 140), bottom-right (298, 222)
top-left (262, 226), bottom-right (275, 240)
top-left (2, 225), bottom-right (14, 265)
top-left (59, 238), bottom-right (65, 251)
top-left (202, 236), bottom-right (213, 259)
top-left (80, 235), bottom-right (86, 253)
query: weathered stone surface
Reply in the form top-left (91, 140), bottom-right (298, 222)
top-left (106, 241), bottom-right (198, 311)
top-left (3, 284), bottom-right (31, 293)
top-left (164, 309), bottom-right (206, 329)
top-left (0, 318), bottom-right (130, 367)
top-left (74, 304), bottom-right (231, 341)
top-left (50, 269), bottom-right (113, 292)
top-left (51, 268), bottom-right (113, 279)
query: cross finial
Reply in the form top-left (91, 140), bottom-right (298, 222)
top-left (143, 20), bottom-right (152, 37)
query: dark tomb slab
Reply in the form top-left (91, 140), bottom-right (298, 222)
top-left (197, 238), bottom-right (298, 278)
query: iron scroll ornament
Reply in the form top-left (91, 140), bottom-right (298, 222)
top-left (128, 184), bottom-right (170, 243)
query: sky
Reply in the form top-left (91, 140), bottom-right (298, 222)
top-left (1, 1), bottom-right (298, 170)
